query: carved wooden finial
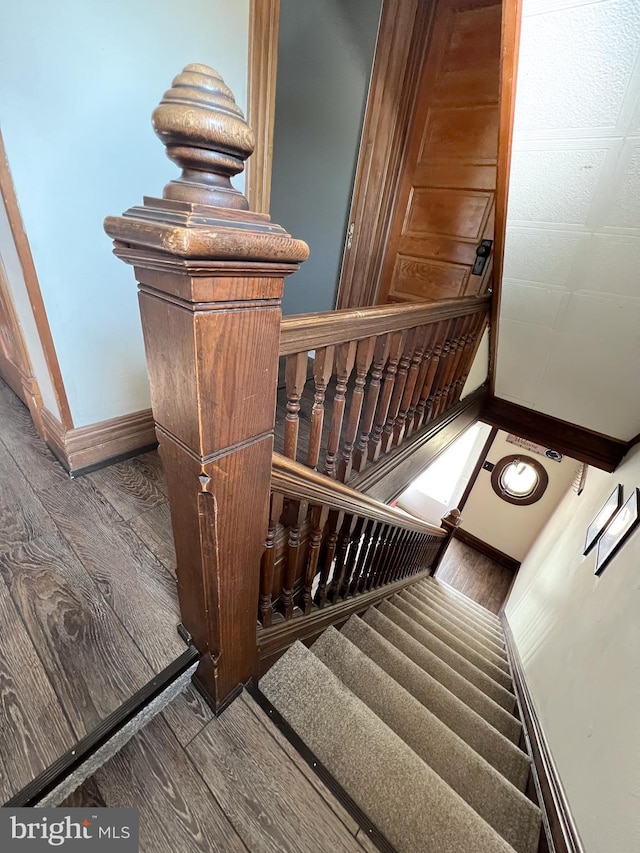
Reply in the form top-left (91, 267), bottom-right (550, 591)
top-left (152, 63), bottom-right (255, 209)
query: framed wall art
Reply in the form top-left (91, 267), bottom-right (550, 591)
top-left (583, 484), bottom-right (622, 555)
top-left (595, 488), bottom-right (640, 576)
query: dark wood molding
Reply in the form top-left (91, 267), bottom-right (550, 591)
top-left (41, 406), bottom-right (157, 476)
top-left (246, 0), bottom-right (280, 214)
top-left (481, 397), bottom-right (627, 473)
top-left (458, 425), bottom-right (498, 511)
top-left (351, 384), bottom-right (488, 503)
top-left (490, 0), bottom-right (523, 394)
top-left (336, 0), bottom-right (435, 308)
top-left (454, 527), bottom-right (520, 573)
top-left (502, 617), bottom-right (586, 853)
top-left (258, 567), bottom-right (434, 672)
top-left (0, 130), bottom-right (73, 429)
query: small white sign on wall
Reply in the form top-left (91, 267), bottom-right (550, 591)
top-left (506, 434), bottom-right (563, 462)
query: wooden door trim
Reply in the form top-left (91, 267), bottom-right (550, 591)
top-left (0, 130), bottom-right (73, 428)
top-left (489, 0), bottom-right (523, 394)
top-left (246, 0), bottom-right (280, 214)
top-left (336, 0), bottom-right (435, 309)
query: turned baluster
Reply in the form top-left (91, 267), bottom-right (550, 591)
top-left (302, 504), bottom-right (330, 615)
top-left (280, 499), bottom-right (308, 620)
top-left (284, 352), bottom-right (309, 461)
top-left (324, 341), bottom-right (357, 478)
top-left (369, 331), bottom-right (405, 462)
top-left (316, 509), bottom-right (343, 607)
top-left (405, 325), bottom-right (437, 439)
top-left (381, 527), bottom-right (404, 585)
top-left (358, 521), bottom-right (382, 592)
top-left (369, 524), bottom-right (391, 589)
top-left (351, 518), bottom-right (376, 595)
top-left (380, 329), bottom-right (417, 455)
top-left (330, 514), bottom-right (356, 602)
top-left (450, 314), bottom-right (486, 407)
top-left (441, 314), bottom-right (474, 412)
top-left (393, 325), bottom-right (429, 446)
top-left (413, 321), bottom-right (449, 432)
top-left (427, 324), bottom-right (455, 422)
top-left (352, 335), bottom-right (390, 472)
top-left (434, 316), bottom-right (468, 419)
top-left (338, 337), bottom-right (376, 482)
top-left (260, 492), bottom-right (284, 627)
top-left (306, 346), bottom-right (335, 469)
top-left (338, 516), bottom-right (365, 598)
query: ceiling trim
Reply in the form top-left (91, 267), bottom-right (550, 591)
top-left (481, 397), bottom-right (628, 473)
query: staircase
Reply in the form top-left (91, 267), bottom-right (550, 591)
top-left (261, 576), bottom-right (541, 853)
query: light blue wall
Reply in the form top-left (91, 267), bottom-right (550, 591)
top-left (0, 0), bottom-right (249, 426)
top-left (270, 0), bottom-right (382, 316)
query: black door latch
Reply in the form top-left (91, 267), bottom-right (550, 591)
top-left (472, 239), bottom-right (493, 275)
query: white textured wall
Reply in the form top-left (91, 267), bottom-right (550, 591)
top-left (506, 446), bottom-right (640, 852)
top-left (496, 0), bottom-right (640, 440)
top-left (460, 430), bottom-right (578, 560)
top-left (0, 0), bottom-right (249, 426)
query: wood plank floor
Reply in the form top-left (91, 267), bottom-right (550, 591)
top-left (435, 538), bottom-right (515, 614)
top-left (0, 381), bottom-right (183, 802)
top-left (64, 690), bottom-right (374, 853)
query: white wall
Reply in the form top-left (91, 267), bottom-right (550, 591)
top-left (461, 326), bottom-right (489, 399)
top-left (496, 0), bottom-right (640, 440)
top-left (0, 0), bottom-right (249, 426)
top-left (506, 446), bottom-right (640, 852)
top-left (271, 0), bottom-right (382, 316)
top-left (0, 194), bottom-right (60, 418)
top-left (460, 430), bottom-right (579, 561)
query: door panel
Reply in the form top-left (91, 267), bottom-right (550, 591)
top-left (378, 0), bottom-right (502, 304)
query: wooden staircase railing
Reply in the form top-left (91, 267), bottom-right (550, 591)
top-left (277, 297), bottom-right (489, 483)
top-left (105, 64), bottom-right (474, 712)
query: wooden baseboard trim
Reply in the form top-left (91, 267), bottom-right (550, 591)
top-left (481, 397), bottom-right (627, 473)
top-left (502, 617), bottom-right (585, 853)
top-left (41, 407), bottom-right (157, 476)
top-left (454, 527), bottom-right (520, 572)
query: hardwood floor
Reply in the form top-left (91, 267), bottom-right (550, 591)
top-left (0, 381), bottom-right (183, 802)
top-left (64, 691), bottom-right (374, 853)
top-left (435, 538), bottom-right (515, 614)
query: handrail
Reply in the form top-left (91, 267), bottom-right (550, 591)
top-left (271, 452), bottom-right (446, 537)
top-left (279, 294), bottom-right (490, 355)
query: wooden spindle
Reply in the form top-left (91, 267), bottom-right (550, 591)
top-left (352, 334), bottom-right (390, 472)
top-left (338, 337), bottom-right (376, 482)
top-left (359, 521), bottom-right (382, 592)
top-left (330, 514), bottom-right (355, 602)
top-left (260, 492), bottom-right (284, 627)
top-left (284, 351), bottom-right (309, 461)
top-left (427, 323), bottom-right (455, 422)
top-left (316, 509), bottom-right (342, 607)
top-left (302, 504), bottom-right (330, 615)
top-left (380, 328), bottom-right (416, 455)
top-left (441, 314), bottom-right (474, 412)
top-left (405, 325), bottom-right (437, 440)
top-left (451, 314), bottom-right (487, 407)
top-left (280, 498), bottom-right (308, 620)
top-left (338, 516), bottom-right (365, 598)
top-left (416, 320), bottom-right (451, 430)
top-left (324, 341), bottom-right (357, 478)
top-left (393, 325), bottom-right (429, 446)
top-left (433, 316), bottom-right (466, 419)
top-left (369, 523), bottom-right (391, 588)
top-left (104, 64), bottom-right (309, 711)
top-left (351, 518), bottom-right (375, 595)
top-left (369, 331), bottom-right (405, 462)
top-left (306, 346), bottom-right (335, 469)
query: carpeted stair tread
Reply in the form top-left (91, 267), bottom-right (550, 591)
top-left (415, 582), bottom-right (506, 639)
top-left (311, 628), bottom-right (541, 853)
top-left (399, 589), bottom-right (510, 670)
top-left (341, 616), bottom-right (527, 785)
top-left (362, 608), bottom-right (521, 739)
top-left (404, 586), bottom-right (508, 656)
top-left (422, 578), bottom-right (503, 628)
top-left (261, 641), bottom-right (518, 853)
top-left (383, 598), bottom-right (515, 702)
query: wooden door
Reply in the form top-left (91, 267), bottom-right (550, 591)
top-left (377, 0), bottom-right (502, 304)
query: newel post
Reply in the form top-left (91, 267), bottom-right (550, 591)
top-left (104, 64), bottom-right (308, 712)
top-left (431, 508), bottom-right (462, 574)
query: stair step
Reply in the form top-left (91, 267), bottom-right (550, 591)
top-left (362, 608), bottom-right (521, 741)
top-left (311, 628), bottom-right (541, 853)
top-left (422, 578), bottom-right (503, 628)
top-left (261, 641), bottom-right (518, 853)
top-left (404, 585), bottom-right (507, 655)
top-left (380, 600), bottom-right (516, 709)
top-left (399, 589), bottom-right (510, 671)
top-left (415, 583), bottom-right (507, 646)
top-left (341, 616), bottom-right (528, 788)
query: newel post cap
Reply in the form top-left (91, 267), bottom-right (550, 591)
top-left (104, 64), bottom-right (309, 268)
